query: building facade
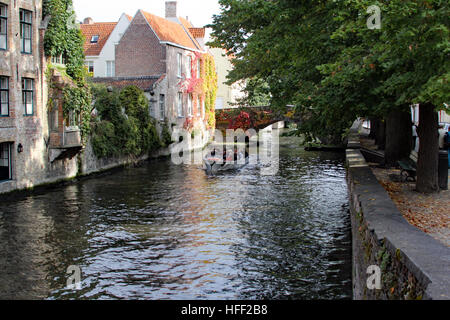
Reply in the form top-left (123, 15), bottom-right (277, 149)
top-left (80, 13), bottom-right (131, 78)
top-left (98, 2), bottom-right (213, 149)
top-left (209, 47), bottom-right (245, 110)
top-left (0, 0), bottom-right (80, 194)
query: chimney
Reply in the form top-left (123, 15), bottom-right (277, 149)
top-left (165, 1), bottom-right (177, 19)
top-left (83, 17), bottom-right (94, 25)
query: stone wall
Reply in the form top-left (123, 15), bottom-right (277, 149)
top-left (346, 124), bottom-right (450, 300)
top-left (79, 138), bottom-right (149, 177)
top-left (0, 0), bottom-right (82, 195)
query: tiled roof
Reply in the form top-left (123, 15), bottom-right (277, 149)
top-left (188, 28), bottom-right (206, 39)
top-left (178, 17), bottom-right (203, 49)
top-left (125, 14), bottom-right (133, 21)
top-left (141, 10), bottom-right (200, 51)
top-left (80, 22), bottom-right (117, 56)
top-left (91, 76), bottom-right (164, 92)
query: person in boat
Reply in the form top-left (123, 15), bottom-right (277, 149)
top-left (245, 136), bottom-right (250, 159)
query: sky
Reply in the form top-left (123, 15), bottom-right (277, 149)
top-left (72, 0), bottom-right (221, 28)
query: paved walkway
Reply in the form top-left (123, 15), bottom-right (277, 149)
top-left (371, 166), bottom-right (449, 247)
top-left (358, 131), bottom-right (450, 247)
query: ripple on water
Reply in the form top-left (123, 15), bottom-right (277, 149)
top-left (0, 137), bottom-right (352, 300)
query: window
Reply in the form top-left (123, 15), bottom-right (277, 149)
top-left (197, 97), bottom-right (201, 117)
top-left (51, 54), bottom-right (66, 65)
top-left (0, 76), bottom-right (8, 116)
top-left (177, 92), bottom-right (184, 117)
top-left (0, 142), bottom-right (12, 181)
top-left (90, 35), bottom-right (99, 43)
top-left (20, 9), bottom-right (32, 54)
top-left (85, 61), bottom-right (94, 74)
top-left (149, 100), bottom-right (155, 118)
top-left (177, 53), bottom-right (182, 78)
top-left (22, 78), bottom-right (34, 116)
top-left (67, 110), bottom-right (79, 128)
top-left (197, 59), bottom-right (201, 79)
top-left (159, 94), bottom-right (165, 121)
top-left (0, 3), bottom-right (7, 50)
top-left (186, 56), bottom-right (192, 79)
top-left (187, 94), bottom-right (192, 117)
top-left (49, 101), bottom-right (58, 131)
top-left (106, 61), bottom-right (115, 77)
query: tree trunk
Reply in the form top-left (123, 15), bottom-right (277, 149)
top-left (375, 118), bottom-right (386, 150)
top-left (416, 103), bottom-right (439, 193)
top-left (369, 117), bottom-right (378, 139)
top-left (385, 108), bottom-right (412, 167)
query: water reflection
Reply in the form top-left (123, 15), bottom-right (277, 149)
top-left (0, 134), bottom-right (352, 300)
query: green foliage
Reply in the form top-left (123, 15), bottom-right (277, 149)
top-left (233, 78), bottom-right (271, 107)
top-left (91, 85), bottom-right (161, 158)
top-left (160, 121), bottom-right (174, 147)
top-left (44, 0), bottom-right (91, 143)
top-left (91, 121), bottom-right (115, 158)
top-left (208, 0), bottom-right (450, 144)
top-left (62, 84), bottom-right (92, 141)
top-left (43, 0), bottom-right (86, 83)
top-left (202, 54), bottom-right (218, 129)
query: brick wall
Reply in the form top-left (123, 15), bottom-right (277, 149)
top-left (115, 11), bottom-right (166, 77)
top-left (0, 0), bottom-right (80, 194)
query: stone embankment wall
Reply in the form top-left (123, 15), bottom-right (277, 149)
top-left (346, 123), bottom-right (450, 300)
top-left (1, 128), bottom-right (212, 195)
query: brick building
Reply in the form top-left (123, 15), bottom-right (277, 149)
top-left (0, 0), bottom-right (80, 194)
top-left (95, 1), bottom-right (211, 148)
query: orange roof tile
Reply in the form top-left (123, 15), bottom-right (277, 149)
top-left (178, 17), bottom-right (203, 49)
top-left (178, 17), bottom-right (193, 29)
top-left (188, 28), bottom-right (205, 39)
top-left (141, 11), bottom-right (200, 51)
top-left (80, 22), bottom-right (117, 56)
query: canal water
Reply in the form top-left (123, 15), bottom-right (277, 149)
top-left (0, 132), bottom-right (352, 300)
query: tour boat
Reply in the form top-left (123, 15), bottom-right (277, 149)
top-left (203, 151), bottom-right (249, 175)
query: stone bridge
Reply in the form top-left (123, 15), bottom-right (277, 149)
top-left (215, 106), bottom-right (294, 132)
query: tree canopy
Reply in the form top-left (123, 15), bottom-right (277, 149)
top-left (208, 0), bottom-right (449, 143)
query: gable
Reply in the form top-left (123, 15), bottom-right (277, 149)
top-left (140, 10), bottom-right (200, 51)
top-left (80, 22), bottom-right (117, 57)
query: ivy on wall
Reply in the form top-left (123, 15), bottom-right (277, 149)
top-left (202, 53), bottom-right (218, 130)
top-left (43, 0), bottom-right (86, 83)
top-left (43, 0), bottom-right (92, 142)
top-left (179, 52), bottom-right (218, 130)
top-left (90, 85), bottom-right (161, 158)
top-left (62, 85), bottom-right (92, 139)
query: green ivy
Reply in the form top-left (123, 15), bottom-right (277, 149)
top-left (43, 0), bottom-right (86, 83)
top-left (91, 85), bottom-right (161, 158)
top-left (44, 0), bottom-right (92, 143)
top-left (62, 85), bottom-right (92, 141)
top-left (160, 121), bottom-right (174, 148)
top-left (202, 54), bottom-right (218, 129)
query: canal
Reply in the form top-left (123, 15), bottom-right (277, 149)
top-left (0, 133), bottom-right (352, 300)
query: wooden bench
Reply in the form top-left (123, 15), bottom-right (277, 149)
top-left (398, 151), bottom-right (418, 182)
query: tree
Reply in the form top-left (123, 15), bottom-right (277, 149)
top-left (330, 0), bottom-right (449, 193)
top-left (209, 0), bottom-right (450, 193)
